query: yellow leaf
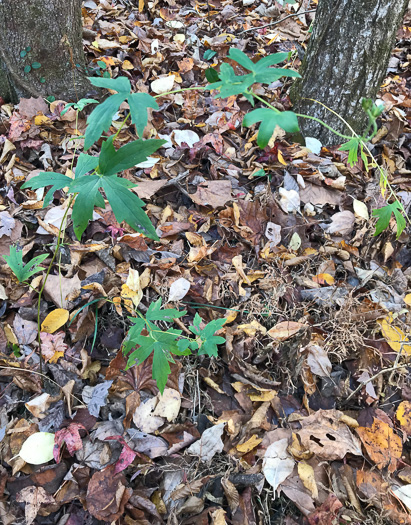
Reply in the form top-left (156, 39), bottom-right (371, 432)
top-left (122, 60), bottom-right (134, 70)
top-left (277, 149), bottom-right (287, 165)
top-left (236, 435), bottom-right (262, 453)
top-left (139, 0), bottom-right (145, 12)
top-left (34, 114), bottom-right (52, 126)
top-left (356, 418), bottom-right (402, 473)
top-left (312, 273), bottom-right (335, 285)
top-left (396, 401), bottom-right (411, 434)
top-left (121, 269), bottom-right (142, 307)
top-left (237, 320), bottom-right (267, 337)
top-left (404, 294), bottom-right (411, 306)
top-left (41, 309), bottom-right (69, 334)
top-left (298, 461), bottom-right (318, 499)
top-left (378, 316), bottom-right (411, 354)
top-left (249, 390), bottom-right (276, 402)
top-left (4, 324), bottom-right (18, 345)
top-left (223, 310), bottom-right (238, 325)
top-left (49, 351), bottom-right (64, 364)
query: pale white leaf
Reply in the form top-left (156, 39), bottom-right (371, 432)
top-left (151, 75), bottom-right (175, 95)
top-left (19, 432), bottom-right (55, 464)
top-left (262, 438), bottom-right (295, 491)
top-left (279, 188), bottom-right (300, 213)
top-left (353, 199), bottom-right (369, 220)
top-left (326, 210), bottom-right (355, 235)
top-left (265, 222), bottom-right (281, 246)
top-left (135, 157), bottom-right (160, 169)
top-left (187, 423), bottom-right (225, 462)
top-left (168, 277), bottom-right (190, 302)
top-left (173, 130), bottom-right (200, 148)
top-left (393, 485), bottom-right (411, 511)
top-left (153, 388), bottom-right (181, 422)
top-left (305, 137), bottom-right (322, 155)
top-left (306, 344), bottom-right (332, 377)
top-left (288, 232), bottom-right (301, 251)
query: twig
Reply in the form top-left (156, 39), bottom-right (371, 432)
top-left (342, 364), bottom-right (406, 405)
top-left (239, 9), bottom-right (317, 35)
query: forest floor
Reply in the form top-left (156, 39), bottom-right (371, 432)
top-left (1, 1), bottom-right (411, 524)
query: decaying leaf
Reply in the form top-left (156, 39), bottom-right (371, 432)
top-left (356, 418), bottom-right (402, 473)
top-left (262, 438), bottom-right (295, 491)
top-left (187, 423), bottom-right (225, 462)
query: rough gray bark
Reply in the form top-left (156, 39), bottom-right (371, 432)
top-left (290, 0), bottom-right (409, 146)
top-left (0, 0), bottom-right (91, 103)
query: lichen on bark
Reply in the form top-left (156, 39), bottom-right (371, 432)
top-left (290, 0), bottom-right (409, 146)
top-left (0, 0), bottom-right (92, 102)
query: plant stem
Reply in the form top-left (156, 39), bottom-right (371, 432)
top-left (153, 86), bottom-right (206, 98)
top-left (37, 196), bottom-right (74, 375)
top-left (295, 113), bottom-right (353, 140)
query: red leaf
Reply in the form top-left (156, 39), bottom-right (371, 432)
top-left (54, 423), bottom-right (85, 462)
top-left (105, 435), bottom-right (137, 474)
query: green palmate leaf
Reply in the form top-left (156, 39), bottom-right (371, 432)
top-left (69, 175), bottom-right (102, 240)
top-left (243, 108), bottom-right (299, 148)
top-left (21, 172), bottom-right (73, 208)
top-left (128, 93), bottom-right (159, 138)
top-left (84, 93), bottom-right (128, 150)
top-left (372, 201), bottom-right (406, 238)
top-left (208, 63), bottom-right (254, 98)
top-left (99, 137), bottom-right (166, 177)
top-left (228, 48), bottom-right (256, 71)
top-left (101, 175), bottom-right (159, 239)
top-left (3, 246), bottom-right (48, 282)
top-left (253, 53), bottom-right (290, 70)
top-left (145, 298), bottom-right (186, 322)
top-left (339, 137), bottom-right (361, 167)
top-left (88, 76), bottom-right (131, 93)
top-left (75, 153), bottom-right (99, 178)
top-left (189, 313), bottom-right (225, 357)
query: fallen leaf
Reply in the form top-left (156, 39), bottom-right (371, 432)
top-left (236, 435), bottom-right (262, 453)
top-left (54, 423), bottom-right (84, 461)
top-left (296, 409), bottom-right (362, 460)
top-left (356, 418), bottom-right (402, 473)
top-left (298, 461), bottom-right (318, 499)
top-left (187, 423), bottom-right (225, 462)
top-left (16, 486), bottom-right (55, 525)
top-left (396, 401), bottom-right (411, 434)
top-left (86, 380), bottom-right (113, 417)
top-left (19, 432), bottom-right (55, 464)
top-left (392, 484), bottom-right (411, 511)
top-left (133, 396), bottom-right (164, 433)
top-left (325, 210), bottom-right (355, 235)
top-left (353, 199), bottom-right (369, 220)
top-left (121, 268), bottom-right (142, 308)
top-left (262, 438), bottom-right (295, 491)
top-left (41, 308), bottom-right (69, 333)
top-left (268, 321), bottom-right (305, 341)
top-left (86, 464), bottom-right (132, 522)
top-left (151, 75), bottom-right (175, 94)
top-left (153, 388), bottom-right (181, 422)
top-left (378, 316), bottom-right (411, 354)
top-left (168, 277), bottom-right (190, 302)
top-left (40, 331), bottom-right (68, 363)
top-left (104, 435), bottom-right (137, 474)
top-left (306, 344), bottom-right (332, 377)
top-left (190, 181), bottom-right (232, 208)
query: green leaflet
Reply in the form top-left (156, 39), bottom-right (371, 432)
top-left (21, 172), bottom-right (73, 208)
top-left (75, 153), bottom-right (99, 178)
top-left (84, 93), bottom-right (128, 150)
top-left (3, 246), bottom-right (48, 283)
top-left (69, 176), bottom-right (102, 240)
top-left (339, 137), bottom-right (361, 167)
top-left (88, 76), bottom-right (131, 93)
top-left (101, 175), bottom-right (158, 239)
top-left (243, 108), bottom-right (299, 148)
top-left (128, 92), bottom-right (159, 138)
top-left (372, 201), bottom-right (406, 238)
top-left (98, 136), bottom-right (166, 177)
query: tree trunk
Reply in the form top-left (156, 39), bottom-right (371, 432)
top-left (290, 0), bottom-right (408, 146)
top-left (0, 0), bottom-right (91, 103)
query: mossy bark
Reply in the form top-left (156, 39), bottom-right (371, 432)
top-left (0, 0), bottom-right (91, 103)
top-left (290, 0), bottom-right (409, 146)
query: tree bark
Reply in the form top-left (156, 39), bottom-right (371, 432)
top-left (0, 0), bottom-right (91, 103)
top-left (290, 0), bottom-right (409, 146)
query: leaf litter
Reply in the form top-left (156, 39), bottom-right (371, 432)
top-left (0, 0), bottom-right (410, 524)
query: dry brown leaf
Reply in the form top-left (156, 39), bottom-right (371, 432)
top-left (268, 321), bottom-right (305, 341)
top-left (16, 486), bottom-right (55, 525)
top-left (190, 180), bottom-right (232, 208)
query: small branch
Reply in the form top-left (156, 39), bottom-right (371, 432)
top-left (342, 364), bottom-right (406, 405)
top-left (239, 9), bottom-right (317, 35)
